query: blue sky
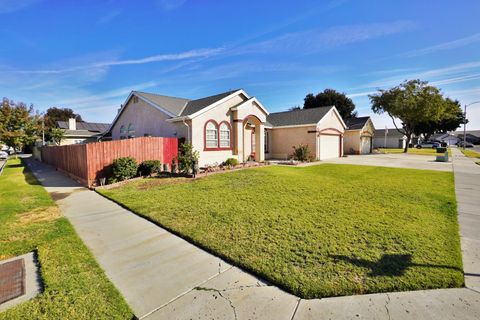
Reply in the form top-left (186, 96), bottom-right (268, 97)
top-left (1, 0), bottom-right (480, 129)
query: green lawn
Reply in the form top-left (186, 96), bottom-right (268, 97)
top-left (0, 159), bottom-right (132, 319)
top-left (98, 164), bottom-right (464, 299)
top-left (378, 148), bottom-right (452, 156)
top-left (460, 148), bottom-right (480, 159)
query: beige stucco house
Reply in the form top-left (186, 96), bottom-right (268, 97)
top-left (107, 89), bottom-right (346, 166)
top-left (343, 117), bottom-right (375, 154)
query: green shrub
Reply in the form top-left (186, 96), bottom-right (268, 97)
top-left (138, 160), bottom-right (162, 176)
top-left (292, 144), bottom-right (310, 162)
top-left (110, 157), bottom-right (138, 183)
top-left (178, 143), bottom-right (199, 174)
top-left (223, 158), bottom-right (239, 167)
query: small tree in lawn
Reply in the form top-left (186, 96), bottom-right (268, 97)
top-left (369, 80), bottom-right (448, 152)
top-left (178, 143), bottom-right (199, 174)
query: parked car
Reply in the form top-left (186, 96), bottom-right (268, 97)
top-left (416, 142), bottom-right (440, 149)
top-left (457, 141), bottom-right (474, 148)
top-left (0, 151), bottom-right (8, 160)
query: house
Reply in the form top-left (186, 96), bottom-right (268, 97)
top-left (343, 116), bottom-right (375, 154)
top-left (431, 133), bottom-right (460, 146)
top-left (56, 119), bottom-right (110, 145)
top-left (454, 130), bottom-right (480, 145)
top-left (373, 128), bottom-right (407, 149)
top-left (107, 89), bottom-right (346, 166)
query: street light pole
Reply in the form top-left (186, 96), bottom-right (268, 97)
top-left (464, 101), bottom-right (480, 149)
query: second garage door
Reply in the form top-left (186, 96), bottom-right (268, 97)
top-left (319, 135), bottom-right (340, 160)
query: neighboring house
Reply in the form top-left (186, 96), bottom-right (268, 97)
top-left (454, 130), bottom-right (480, 144)
top-left (343, 116), bottom-right (375, 154)
top-left (56, 119), bottom-right (110, 145)
top-left (431, 133), bottom-right (460, 145)
top-left (373, 129), bottom-right (407, 149)
top-left (107, 89), bottom-right (346, 166)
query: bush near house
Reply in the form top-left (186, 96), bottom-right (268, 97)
top-left (0, 159), bottom-right (132, 319)
top-left (138, 160), bottom-right (162, 176)
top-left (178, 143), bottom-right (199, 174)
top-left (110, 157), bottom-right (138, 183)
top-left (223, 158), bottom-right (239, 167)
top-left (292, 144), bottom-right (311, 162)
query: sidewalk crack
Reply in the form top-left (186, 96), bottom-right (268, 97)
top-left (195, 287), bottom-right (237, 320)
top-left (384, 293), bottom-right (391, 320)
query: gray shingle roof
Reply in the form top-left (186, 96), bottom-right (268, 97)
top-left (134, 91), bottom-right (190, 116)
top-left (266, 107), bottom-right (333, 127)
top-left (179, 90), bottom-right (240, 116)
top-left (345, 116), bottom-right (370, 130)
top-left (57, 121), bottom-right (110, 133)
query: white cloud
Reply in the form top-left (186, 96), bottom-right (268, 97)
top-left (235, 21), bottom-right (414, 55)
top-left (9, 47), bottom-right (224, 75)
top-left (402, 33), bottom-right (480, 57)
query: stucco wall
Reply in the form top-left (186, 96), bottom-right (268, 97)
top-left (269, 126), bottom-right (317, 159)
top-left (343, 130), bottom-right (361, 154)
top-left (317, 109), bottom-right (345, 134)
top-left (191, 94), bottom-right (247, 166)
top-left (111, 97), bottom-right (186, 140)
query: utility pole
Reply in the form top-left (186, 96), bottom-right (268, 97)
top-left (42, 117), bottom-right (45, 146)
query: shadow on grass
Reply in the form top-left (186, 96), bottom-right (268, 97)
top-left (331, 254), bottom-right (463, 277)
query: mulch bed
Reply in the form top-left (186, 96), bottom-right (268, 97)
top-left (0, 258), bottom-right (25, 304)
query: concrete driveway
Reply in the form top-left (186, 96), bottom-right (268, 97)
top-left (322, 152), bottom-right (452, 171)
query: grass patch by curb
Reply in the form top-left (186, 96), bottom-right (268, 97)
top-left (378, 148), bottom-right (452, 156)
top-left (0, 159), bottom-right (133, 319)
top-left (460, 148), bottom-right (480, 159)
top-left (98, 164), bottom-right (464, 299)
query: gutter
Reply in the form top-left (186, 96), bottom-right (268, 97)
top-left (182, 118), bottom-right (191, 143)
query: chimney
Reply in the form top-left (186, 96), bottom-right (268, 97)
top-left (68, 118), bottom-right (76, 130)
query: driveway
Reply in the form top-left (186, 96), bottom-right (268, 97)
top-left (322, 153), bottom-right (452, 171)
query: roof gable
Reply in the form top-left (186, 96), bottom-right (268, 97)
top-left (179, 89), bottom-right (242, 116)
top-left (345, 116), bottom-right (371, 130)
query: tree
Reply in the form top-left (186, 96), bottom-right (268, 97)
top-left (288, 105), bottom-right (301, 111)
top-left (44, 107), bottom-right (82, 128)
top-left (49, 127), bottom-right (65, 145)
top-left (413, 98), bottom-right (465, 141)
top-left (369, 80), bottom-right (450, 152)
top-left (43, 107), bottom-right (82, 143)
top-left (0, 98), bottom-right (40, 152)
top-left (303, 89), bottom-right (357, 119)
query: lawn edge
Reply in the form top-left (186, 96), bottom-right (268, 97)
top-left (96, 164), bottom-right (465, 300)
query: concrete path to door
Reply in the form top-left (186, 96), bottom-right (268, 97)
top-left (26, 155), bottom-right (480, 320)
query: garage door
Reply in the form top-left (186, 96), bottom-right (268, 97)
top-left (319, 135), bottom-right (340, 160)
top-left (360, 137), bottom-right (371, 154)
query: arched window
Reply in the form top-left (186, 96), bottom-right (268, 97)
top-left (205, 121), bottom-right (218, 148)
top-left (219, 122), bottom-right (231, 148)
top-left (127, 123), bottom-right (135, 138)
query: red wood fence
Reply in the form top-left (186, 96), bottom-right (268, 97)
top-left (41, 137), bottom-right (178, 187)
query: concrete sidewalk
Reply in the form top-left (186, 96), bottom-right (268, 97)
top-left (26, 156), bottom-right (480, 319)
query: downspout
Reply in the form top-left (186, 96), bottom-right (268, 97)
top-left (182, 118), bottom-right (190, 143)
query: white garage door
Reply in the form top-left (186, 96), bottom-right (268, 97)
top-left (319, 135), bottom-right (340, 160)
top-left (360, 137), bottom-right (371, 154)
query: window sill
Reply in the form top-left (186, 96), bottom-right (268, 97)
top-left (204, 147), bottom-right (233, 151)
